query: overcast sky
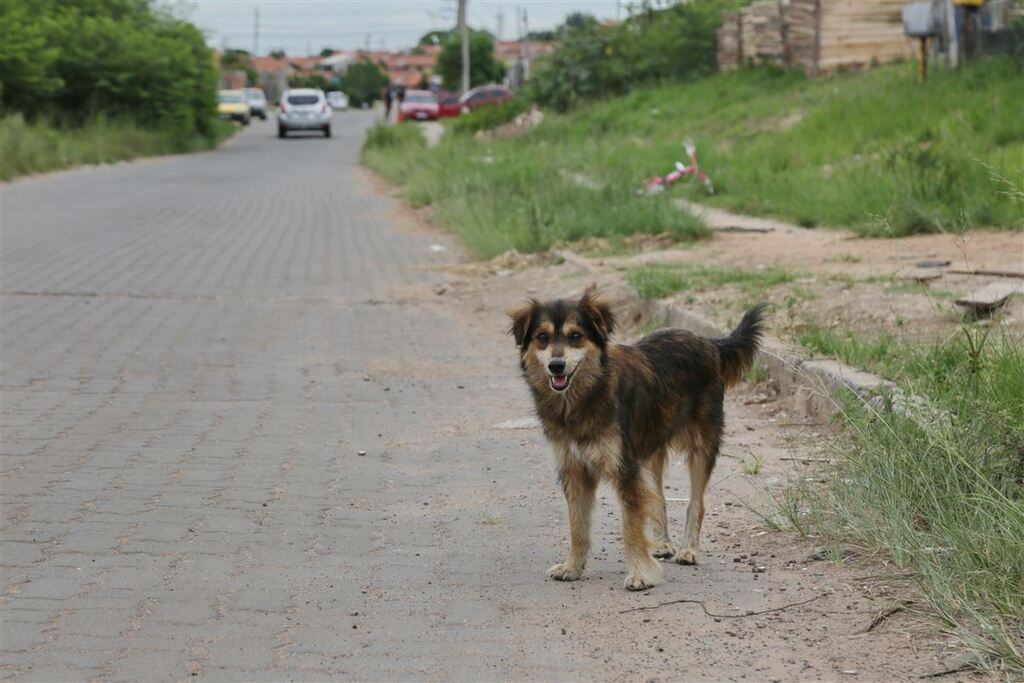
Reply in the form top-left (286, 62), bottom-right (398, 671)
top-left (180, 0), bottom-right (622, 55)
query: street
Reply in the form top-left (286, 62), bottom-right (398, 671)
top-left (2, 112), bottom-right (943, 681)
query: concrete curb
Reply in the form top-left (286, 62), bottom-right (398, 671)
top-left (561, 250), bottom-right (898, 422)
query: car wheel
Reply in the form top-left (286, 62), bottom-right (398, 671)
top-left (324, 126), bottom-right (331, 138)
top-left (278, 126), bottom-right (287, 138)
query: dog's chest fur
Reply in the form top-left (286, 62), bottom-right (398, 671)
top-left (543, 417), bottom-right (621, 478)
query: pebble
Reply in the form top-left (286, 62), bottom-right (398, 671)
top-left (357, 450), bottom-right (367, 456)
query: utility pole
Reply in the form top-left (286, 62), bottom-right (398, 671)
top-left (457, 0), bottom-right (470, 94)
top-left (521, 7), bottom-right (530, 81)
top-left (496, 10), bottom-right (504, 41)
top-left (253, 6), bottom-right (259, 55)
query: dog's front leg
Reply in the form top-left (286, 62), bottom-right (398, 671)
top-left (615, 471), bottom-right (664, 591)
top-left (548, 465), bottom-right (597, 581)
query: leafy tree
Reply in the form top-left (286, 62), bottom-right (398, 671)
top-left (338, 58), bottom-right (388, 106)
top-left (530, 0), bottom-right (744, 111)
top-left (288, 74), bottom-right (332, 90)
top-left (0, 0), bottom-right (219, 141)
top-left (437, 32), bottom-right (505, 90)
top-left (269, 49), bottom-right (286, 59)
top-left (320, 47), bottom-right (336, 57)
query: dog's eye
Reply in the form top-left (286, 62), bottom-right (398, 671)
top-left (536, 333), bottom-right (549, 344)
top-left (570, 332), bottom-right (583, 342)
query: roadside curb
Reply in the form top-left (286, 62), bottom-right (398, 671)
top-left (561, 250), bottom-right (898, 422)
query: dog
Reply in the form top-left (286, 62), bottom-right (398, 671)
top-left (509, 292), bottom-right (766, 590)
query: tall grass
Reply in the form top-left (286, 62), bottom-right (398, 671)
top-left (368, 58), bottom-right (1021, 241)
top-left (787, 326), bottom-right (1024, 675)
top-left (0, 114), bottom-right (234, 181)
top-left (627, 262), bottom-right (797, 299)
top-left (362, 122), bottom-right (709, 258)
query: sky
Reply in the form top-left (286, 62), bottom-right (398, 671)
top-left (178, 0), bottom-right (622, 56)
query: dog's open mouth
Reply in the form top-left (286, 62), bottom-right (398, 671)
top-left (548, 371), bottom-right (573, 392)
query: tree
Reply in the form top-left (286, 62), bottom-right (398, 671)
top-left (319, 47), bottom-right (336, 57)
top-left (269, 49), bottom-right (286, 59)
top-left (437, 32), bottom-right (504, 90)
top-left (338, 58), bottom-right (388, 107)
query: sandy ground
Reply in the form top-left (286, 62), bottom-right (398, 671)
top-left (390, 195), bottom-right (986, 681)
top-left (564, 201), bottom-right (1023, 349)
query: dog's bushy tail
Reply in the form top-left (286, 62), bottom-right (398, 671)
top-left (714, 304), bottom-right (768, 387)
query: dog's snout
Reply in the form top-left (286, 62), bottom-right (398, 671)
top-left (548, 358), bottom-right (567, 375)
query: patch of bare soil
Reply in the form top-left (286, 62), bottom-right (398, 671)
top-left (419, 251), bottom-right (979, 680)
top-left (584, 203), bottom-right (1024, 346)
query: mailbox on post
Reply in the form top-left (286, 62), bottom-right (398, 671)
top-left (902, 2), bottom-right (941, 81)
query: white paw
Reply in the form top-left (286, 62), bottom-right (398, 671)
top-left (624, 560), bottom-right (663, 591)
top-left (548, 562), bottom-right (583, 581)
top-left (652, 541), bottom-right (677, 559)
top-left (673, 548), bottom-right (699, 565)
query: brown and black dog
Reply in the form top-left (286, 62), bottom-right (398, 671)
top-left (509, 292), bottom-right (766, 590)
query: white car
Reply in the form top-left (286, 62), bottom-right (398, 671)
top-left (326, 91), bottom-right (349, 111)
top-left (243, 88), bottom-right (268, 120)
top-left (277, 89), bottom-right (331, 138)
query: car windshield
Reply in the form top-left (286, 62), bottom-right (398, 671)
top-left (405, 93), bottom-right (435, 103)
top-left (245, 91), bottom-right (265, 101)
top-left (218, 93), bottom-right (244, 103)
top-left (287, 94), bottom-right (320, 105)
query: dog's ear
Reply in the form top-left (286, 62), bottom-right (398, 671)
top-left (578, 290), bottom-right (616, 342)
top-left (507, 299), bottom-right (539, 348)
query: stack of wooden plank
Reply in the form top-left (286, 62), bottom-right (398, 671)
top-left (817, 0), bottom-right (916, 71)
top-left (715, 0), bottom-right (917, 76)
top-left (717, 11), bottom-right (743, 70)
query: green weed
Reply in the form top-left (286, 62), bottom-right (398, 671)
top-left (627, 263), bottom-right (796, 300)
top-left (0, 114), bottom-right (233, 181)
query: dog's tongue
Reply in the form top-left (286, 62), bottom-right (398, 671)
top-left (552, 375), bottom-right (569, 390)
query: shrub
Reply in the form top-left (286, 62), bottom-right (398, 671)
top-left (450, 99), bottom-right (528, 136)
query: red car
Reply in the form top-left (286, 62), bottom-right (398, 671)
top-left (458, 84), bottom-right (513, 113)
top-left (397, 90), bottom-right (439, 122)
top-left (436, 91), bottom-right (462, 119)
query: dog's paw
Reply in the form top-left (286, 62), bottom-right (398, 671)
top-left (624, 559), bottom-right (663, 591)
top-left (673, 548), bottom-right (699, 565)
top-left (548, 562), bottom-right (583, 582)
top-left (652, 541), bottom-right (677, 559)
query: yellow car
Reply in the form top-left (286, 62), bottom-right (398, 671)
top-left (217, 90), bottom-right (251, 125)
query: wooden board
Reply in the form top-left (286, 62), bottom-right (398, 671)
top-left (955, 282), bottom-right (1024, 313)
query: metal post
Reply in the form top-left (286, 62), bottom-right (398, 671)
top-left (918, 36), bottom-right (928, 81)
top-left (458, 0), bottom-right (470, 94)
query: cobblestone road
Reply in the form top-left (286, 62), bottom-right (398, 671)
top-left (2, 113), bottom-right (948, 683)
top-left (1, 113), bottom-right (595, 681)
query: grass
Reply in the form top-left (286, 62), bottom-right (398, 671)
top-left (627, 262), bottom-right (797, 299)
top-left (784, 322), bottom-right (1024, 675)
top-left (362, 120), bottom-right (709, 258)
top-left (0, 114), bottom-right (235, 181)
top-left (364, 57), bottom-right (1022, 249)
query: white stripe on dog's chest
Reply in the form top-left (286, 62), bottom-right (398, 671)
top-left (562, 434), bottom-right (621, 478)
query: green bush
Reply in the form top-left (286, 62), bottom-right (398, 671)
top-left (0, 0), bottom-right (219, 142)
top-left (436, 31), bottom-right (505, 90)
top-left (450, 99), bottom-right (528, 136)
top-left (528, 0), bottom-right (745, 111)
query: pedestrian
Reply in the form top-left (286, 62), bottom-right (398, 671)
top-left (384, 86), bottom-right (393, 121)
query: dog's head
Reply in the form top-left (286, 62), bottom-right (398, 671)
top-left (508, 291), bottom-right (616, 396)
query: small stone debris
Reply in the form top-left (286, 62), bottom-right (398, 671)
top-left (753, 566), bottom-right (766, 574)
top-left (955, 281), bottom-right (1022, 315)
top-left (357, 450), bottom-right (367, 456)
top-left (434, 284), bottom-right (448, 295)
top-left (915, 259), bottom-right (950, 268)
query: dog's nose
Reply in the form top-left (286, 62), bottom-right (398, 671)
top-left (548, 358), bottom-right (566, 375)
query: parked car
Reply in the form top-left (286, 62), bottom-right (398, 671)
top-left (435, 91), bottom-right (461, 119)
top-left (243, 88), bottom-right (268, 120)
top-left (277, 88), bottom-right (331, 138)
top-left (217, 90), bottom-right (250, 125)
top-left (326, 91), bottom-right (349, 111)
top-left (397, 89), bottom-right (439, 122)
top-left (458, 84), bottom-right (513, 113)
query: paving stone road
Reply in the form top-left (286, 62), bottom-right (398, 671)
top-left (2, 112), bottom-right (944, 682)
top-left (0, 112), bottom-right (594, 681)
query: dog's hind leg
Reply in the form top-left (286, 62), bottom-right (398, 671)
top-left (548, 465), bottom-right (598, 582)
top-left (648, 448), bottom-right (676, 559)
top-left (673, 434), bottom-right (719, 566)
top-left (615, 470), bottom-right (664, 591)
